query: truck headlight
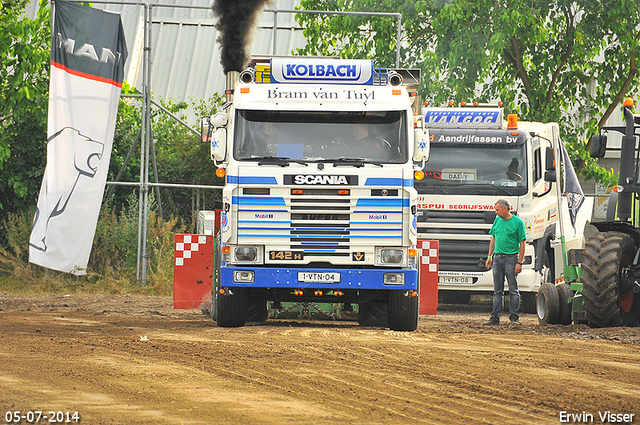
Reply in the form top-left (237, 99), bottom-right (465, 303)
top-left (235, 246), bottom-right (257, 262)
top-left (381, 249), bottom-right (403, 264)
top-left (234, 270), bottom-right (255, 283)
top-left (384, 273), bottom-right (404, 285)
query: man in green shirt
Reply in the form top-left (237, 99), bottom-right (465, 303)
top-left (484, 198), bottom-right (526, 325)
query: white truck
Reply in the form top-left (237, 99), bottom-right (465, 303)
top-left (415, 106), bottom-right (592, 312)
top-left (201, 58), bottom-right (430, 330)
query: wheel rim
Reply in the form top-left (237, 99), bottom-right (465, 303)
top-left (537, 292), bottom-right (547, 319)
top-left (620, 291), bottom-right (634, 313)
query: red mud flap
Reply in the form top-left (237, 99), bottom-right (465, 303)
top-left (173, 234), bottom-right (213, 309)
top-left (417, 239), bottom-right (439, 315)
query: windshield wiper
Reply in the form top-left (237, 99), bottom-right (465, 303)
top-left (489, 183), bottom-right (514, 196)
top-left (428, 185), bottom-right (450, 195)
top-left (327, 158), bottom-right (384, 168)
top-left (252, 156), bottom-right (309, 167)
top-left (415, 184), bottom-right (450, 195)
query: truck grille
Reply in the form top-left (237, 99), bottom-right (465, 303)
top-left (417, 210), bottom-right (495, 272)
top-left (236, 188), bottom-right (404, 259)
top-left (438, 240), bottom-right (490, 272)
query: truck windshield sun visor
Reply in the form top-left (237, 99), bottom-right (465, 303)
top-left (234, 110), bottom-right (407, 164)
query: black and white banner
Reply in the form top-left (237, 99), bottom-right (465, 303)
top-left (29, 0), bottom-right (127, 274)
top-left (560, 140), bottom-right (585, 229)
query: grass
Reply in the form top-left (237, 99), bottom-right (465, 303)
top-left (0, 207), bottom-right (186, 296)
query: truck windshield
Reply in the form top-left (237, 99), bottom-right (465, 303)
top-left (415, 130), bottom-right (528, 196)
top-left (233, 110), bottom-right (407, 163)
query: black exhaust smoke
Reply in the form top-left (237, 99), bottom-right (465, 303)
top-left (212, 0), bottom-right (272, 74)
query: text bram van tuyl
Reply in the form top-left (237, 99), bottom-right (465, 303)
top-left (560, 411), bottom-right (636, 423)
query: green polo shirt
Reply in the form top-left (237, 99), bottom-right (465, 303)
top-left (489, 214), bottom-right (526, 255)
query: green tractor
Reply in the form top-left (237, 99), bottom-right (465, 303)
top-left (537, 98), bottom-right (640, 327)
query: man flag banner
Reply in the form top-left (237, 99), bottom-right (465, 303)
top-left (560, 140), bottom-right (585, 229)
top-left (29, 0), bottom-right (128, 274)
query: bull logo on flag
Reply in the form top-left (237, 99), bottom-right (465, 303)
top-left (29, 128), bottom-right (104, 252)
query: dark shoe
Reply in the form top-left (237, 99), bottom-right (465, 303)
top-left (483, 317), bottom-right (499, 326)
top-left (510, 316), bottom-right (520, 325)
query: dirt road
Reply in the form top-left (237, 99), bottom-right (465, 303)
top-left (1, 294), bottom-right (639, 425)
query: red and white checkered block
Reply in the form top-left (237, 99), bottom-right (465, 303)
top-left (173, 234), bottom-right (213, 310)
top-left (417, 239), bottom-right (439, 315)
top-left (417, 240), bottom-right (438, 273)
top-left (175, 235), bottom-right (210, 266)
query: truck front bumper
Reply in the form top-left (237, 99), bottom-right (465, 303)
top-left (437, 269), bottom-right (540, 293)
top-left (221, 266), bottom-right (417, 290)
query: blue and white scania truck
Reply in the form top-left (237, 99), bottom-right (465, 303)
top-left (201, 57), bottom-right (430, 330)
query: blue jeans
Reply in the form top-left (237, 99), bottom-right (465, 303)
top-left (491, 254), bottom-right (520, 320)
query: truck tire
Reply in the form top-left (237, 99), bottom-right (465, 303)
top-left (247, 298), bottom-right (269, 323)
top-left (358, 301), bottom-right (388, 328)
top-left (217, 287), bottom-right (248, 328)
top-left (581, 232), bottom-right (631, 328)
top-left (387, 291), bottom-right (419, 331)
top-left (521, 292), bottom-right (537, 314)
top-left (556, 283), bottom-right (573, 325)
top-left (537, 283), bottom-right (559, 324)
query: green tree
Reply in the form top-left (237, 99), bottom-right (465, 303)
top-left (0, 0), bottom-right (50, 217)
top-left (296, 0), bottom-right (640, 185)
top-left (149, 95), bottom-right (225, 221)
top-left (103, 91), bottom-right (225, 223)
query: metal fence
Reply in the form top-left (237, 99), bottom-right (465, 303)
top-left (70, 1), bottom-right (404, 283)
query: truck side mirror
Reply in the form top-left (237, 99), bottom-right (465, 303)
top-left (201, 117), bottom-right (212, 143)
top-left (589, 134), bottom-right (607, 158)
top-left (202, 113), bottom-right (228, 162)
top-left (545, 146), bottom-right (555, 171)
top-left (544, 146), bottom-right (556, 182)
top-left (413, 128), bottom-right (430, 162)
top-left (210, 128), bottom-right (227, 162)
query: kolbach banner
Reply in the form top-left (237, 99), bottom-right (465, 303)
top-left (29, 0), bottom-right (128, 274)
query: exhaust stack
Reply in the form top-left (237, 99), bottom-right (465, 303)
top-left (225, 71), bottom-right (238, 102)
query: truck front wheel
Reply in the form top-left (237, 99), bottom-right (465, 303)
top-left (387, 291), bottom-right (419, 331)
top-left (581, 232), bottom-right (633, 327)
top-left (217, 287), bottom-right (248, 327)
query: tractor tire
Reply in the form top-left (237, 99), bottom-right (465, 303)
top-left (581, 232), bottom-right (634, 328)
top-left (556, 283), bottom-right (573, 325)
top-left (247, 298), bottom-right (269, 323)
top-left (217, 287), bottom-right (248, 328)
top-left (537, 283), bottom-right (559, 324)
top-left (521, 292), bottom-right (537, 314)
top-left (358, 301), bottom-right (389, 328)
top-left (387, 290), bottom-right (419, 332)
